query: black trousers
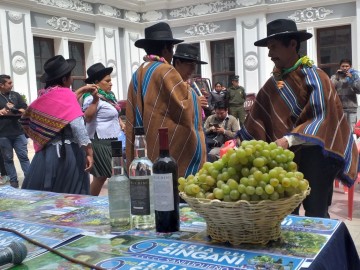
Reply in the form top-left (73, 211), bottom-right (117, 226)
top-left (292, 146), bottom-right (342, 218)
top-left (0, 148), bottom-right (7, 176)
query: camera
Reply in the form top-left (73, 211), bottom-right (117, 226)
top-left (337, 70), bottom-right (346, 75)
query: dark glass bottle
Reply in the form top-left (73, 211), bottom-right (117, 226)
top-left (153, 127), bottom-right (179, 232)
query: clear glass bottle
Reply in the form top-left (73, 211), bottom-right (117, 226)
top-left (153, 127), bottom-right (179, 232)
top-left (108, 141), bottom-right (130, 232)
top-left (128, 127), bottom-right (155, 230)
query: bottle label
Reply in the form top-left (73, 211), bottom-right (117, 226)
top-left (153, 173), bottom-right (174, 211)
top-left (130, 176), bottom-right (151, 215)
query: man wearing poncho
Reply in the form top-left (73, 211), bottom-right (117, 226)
top-left (237, 19), bottom-right (359, 218)
top-left (126, 22), bottom-right (206, 178)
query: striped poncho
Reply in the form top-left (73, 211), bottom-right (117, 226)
top-left (237, 64), bottom-right (359, 186)
top-left (126, 59), bottom-right (206, 177)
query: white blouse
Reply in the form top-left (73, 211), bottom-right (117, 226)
top-left (83, 96), bottom-right (121, 139)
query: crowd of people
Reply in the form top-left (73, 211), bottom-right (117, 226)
top-left (0, 19), bottom-right (359, 219)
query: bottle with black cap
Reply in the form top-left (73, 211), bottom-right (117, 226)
top-left (129, 126), bottom-right (155, 230)
top-left (108, 141), bottom-right (130, 231)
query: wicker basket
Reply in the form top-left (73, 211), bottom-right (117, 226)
top-left (180, 188), bottom-right (310, 245)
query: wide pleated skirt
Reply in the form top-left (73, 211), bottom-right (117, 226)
top-left (22, 143), bottom-right (90, 194)
top-left (91, 135), bottom-right (117, 178)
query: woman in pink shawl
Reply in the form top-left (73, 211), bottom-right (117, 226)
top-left (20, 55), bottom-right (94, 194)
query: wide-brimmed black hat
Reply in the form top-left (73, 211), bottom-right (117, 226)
top-left (135, 22), bottom-right (183, 49)
top-left (85, 63), bottom-right (113, 84)
top-left (173, 43), bottom-right (207, 65)
top-left (40, 55), bottom-right (76, 83)
top-left (254, 19), bottom-right (312, 47)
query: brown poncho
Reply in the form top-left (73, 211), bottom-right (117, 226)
top-left (126, 59), bottom-right (206, 177)
top-left (238, 64), bottom-right (359, 186)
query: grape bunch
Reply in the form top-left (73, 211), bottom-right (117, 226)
top-left (178, 140), bottom-right (309, 202)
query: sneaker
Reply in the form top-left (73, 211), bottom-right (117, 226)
top-left (0, 175), bottom-right (10, 185)
top-left (10, 181), bottom-right (19, 188)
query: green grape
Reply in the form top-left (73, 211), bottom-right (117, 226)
top-left (221, 184), bottom-right (231, 195)
top-left (178, 177), bottom-right (186, 185)
top-left (202, 162), bottom-right (213, 171)
top-left (261, 173), bottom-right (270, 183)
top-left (287, 161), bottom-right (297, 171)
top-left (260, 193), bottom-right (269, 200)
top-left (216, 180), bottom-right (225, 188)
top-left (227, 167), bottom-right (237, 177)
top-left (245, 186), bottom-right (256, 195)
top-left (247, 177), bottom-right (258, 187)
top-left (249, 167), bottom-right (259, 175)
top-left (223, 195), bottom-right (232, 202)
top-left (275, 184), bottom-right (285, 194)
top-left (253, 170), bottom-right (263, 181)
top-left (222, 171), bottom-right (230, 181)
top-left (269, 178), bottom-right (279, 187)
top-left (250, 194), bottom-right (261, 201)
top-left (265, 184), bottom-right (274, 195)
top-left (258, 180), bottom-right (267, 189)
top-left (178, 185), bottom-right (184, 192)
top-left (213, 160), bottom-right (224, 171)
top-left (200, 183), bottom-right (211, 192)
top-left (190, 184), bottom-right (200, 194)
top-left (269, 191), bottom-right (280, 201)
top-left (253, 157), bottom-right (266, 168)
top-left (290, 177), bottom-right (299, 188)
top-left (227, 179), bottom-right (239, 190)
top-left (238, 184), bottom-right (246, 194)
top-left (298, 179), bottom-right (309, 191)
top-left (285, 186), bottom-right (296, 197)
top-left (241, 167), bottom-right (250, 177)
top-left (205, 175), bottom-right (216, 187)
top-left (217, 173), bottom-right (224, 182)
top-left (196, 192), bottom-right (206, 198)
top-left (213, 188), bottom-right (224, 200)
top-left (184, 184), bottom-right (194, 196)
top-left (236, 148), bottom-right (246, 159)
top-left (261, 149), bottom-right (270, 158)
top-left (259, 166), bottom-right (269, 174)
top-left (269, 168), bottom-right (279, 179)
top-left (206, 193), bottom-right (215, 200)
top-left (240, 193), bottom-right (250, 201)
top-left (210, 169), bottom-right (219, 179)
top-left (281, 177), bottom-right (291, 187)
top-left (198, 174), bottom-right (207, 183)
top-left (229, 190), bottom-right (240, 201)
top-left (240, 177), bottom-right (249, 186)
top-left (294, 171), bottom-right (304, 180)
top-left (228, 153), bottom-right (239, 167)
top-left (239, 157), bottom-right (249, 165)
top-left (255, 186), bottom-right (264, 195)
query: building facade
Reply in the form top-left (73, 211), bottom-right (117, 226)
top-left (0, 0), bottom-right (359, 103)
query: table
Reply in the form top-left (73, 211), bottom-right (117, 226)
top-left (0, 186), bottom-right (358, 270)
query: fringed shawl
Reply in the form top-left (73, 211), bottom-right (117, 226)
top-left (238, 65), bottom-right (359, 186)
top-left (126, 60), bottom-right (206, 177)
top-left (20, 87), bottom-right (83, 152)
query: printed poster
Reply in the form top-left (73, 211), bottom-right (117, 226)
top-left (12, 235), bottom-right (304, 270)
top-left (0, 218), bottom-right (82, 260)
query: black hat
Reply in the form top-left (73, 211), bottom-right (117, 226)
top-left (40, 55), bottom-right (76, 83)
top-left (85, 63), bottom-right (113, 84)
top-left (254, 19), bottom-right (312, 47)
top-left (135, 22), bottom-right (183, 49)
top-left (231, 75), bottom-right (239, 81)
top-left (173, 43), bottom-right (207, 64)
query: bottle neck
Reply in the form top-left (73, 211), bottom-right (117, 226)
top-left (158, 129), bottom-right (170, 156)
top-left (112, 156), bottom-right (124, 176)
top-left (134, 134), bottom-right (148, 158)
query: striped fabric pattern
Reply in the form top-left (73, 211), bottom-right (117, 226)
top-left (20, 87), bottom-right (84, 152)
top-left (126, 60), bottom-right (206, 178)
top-left (238, 65), bottom-right (359, 186)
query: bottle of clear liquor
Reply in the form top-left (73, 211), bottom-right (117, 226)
top-left (108, 141), bottom-right (131, 232)
top-left (128, 126), bottom-right (155, 230)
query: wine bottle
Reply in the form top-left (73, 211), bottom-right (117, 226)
top-left (153, 127), bottom-right (179, 232)
top-left (128, 126), bottom-right (155, 230)
top-left (108, 141), bottom-right (130, 232)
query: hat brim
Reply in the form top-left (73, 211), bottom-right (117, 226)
top-left (135, 38), bottom-right (184, 49)
top-left (173, 54), bottom-right (207, 65)
top-left (40, 59), bottom-right (76, 83)
top-left (254, 31), bottom-right (313, 47)
top-left (84, 67), bottom-right (113, 84)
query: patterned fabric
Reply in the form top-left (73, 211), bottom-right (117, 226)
top-left (126, 59), bottom-right (206, 177)
top-left (237, 64), bottom-right (359, 186)
top-left (20, 87), bottom-right (83, 152)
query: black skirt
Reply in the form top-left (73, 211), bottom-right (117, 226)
top-left (22, 142), bottom-right (90, 194)
top-left (91, 134), bottom-right (117, 178)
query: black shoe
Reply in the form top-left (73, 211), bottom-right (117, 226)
top-left (10, 181), bottom-right (19, 188)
